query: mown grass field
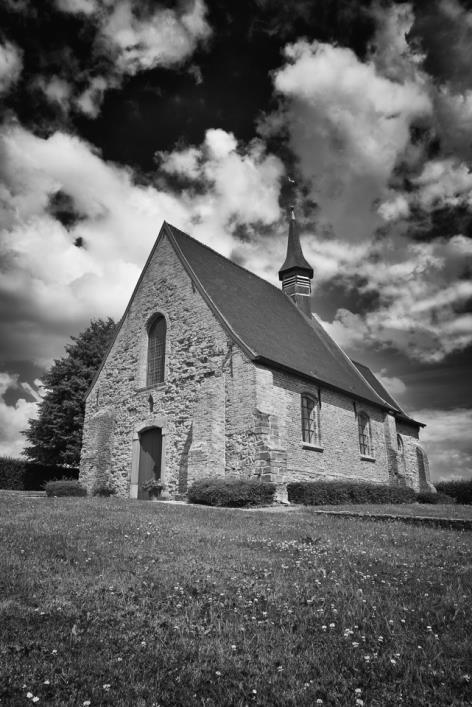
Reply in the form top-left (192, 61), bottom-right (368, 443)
top-left (1, 497), bottom-right (471, 706)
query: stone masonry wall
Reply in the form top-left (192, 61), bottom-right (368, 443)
top-left (80, 233), bottom-right (231, 497)
top-left (250, 365), bottom-right (428, 489)
top-left (224, 348), bottom-right (260, 477)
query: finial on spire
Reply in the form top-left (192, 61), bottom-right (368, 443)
top-left (287, 175), bottom-right (296, 215)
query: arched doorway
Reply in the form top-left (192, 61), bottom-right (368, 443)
top-left (138, 427), bottom-right (162, 499)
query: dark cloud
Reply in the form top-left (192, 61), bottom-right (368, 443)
top-left (313, 275), bottom-right (381, 321)
top-left (413, 1), bottom-right (472, 91)
top-left (47, 190), bottom-right (85, 229)
top-left (412, 204), bottom-right (472, 241)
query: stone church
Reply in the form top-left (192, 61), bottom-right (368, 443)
top-left (79, 216), bottom-right (433, 499)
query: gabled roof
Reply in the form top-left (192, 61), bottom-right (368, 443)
top-left (86, 221), bottom-right (422, 426)
top-left (166, 223), bottom-right (416, 417)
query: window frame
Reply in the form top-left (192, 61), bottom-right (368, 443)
top-left (358, 411), bottom-right (374, 458)
top-left (301, 394), bottom-right (322, 448)
top-left (146, 314), bottom-right (166, 387)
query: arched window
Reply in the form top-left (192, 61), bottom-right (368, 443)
top-left (397, 434), bottom-right (406, 474)
top-left (147, 315), bottom-right (166, 386)
top-left (301, 394), bottom-right (321, 446)
top-left (358, 411), bottom-right (373, 457)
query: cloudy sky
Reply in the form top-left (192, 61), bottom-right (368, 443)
top-left (0, 0), bottom-right (471, 480)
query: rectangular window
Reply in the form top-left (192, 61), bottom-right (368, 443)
top-left (358, 412), bottom-right (373, 457)
top-left (301, 395), bottom-right (320, 446)
top-left (147, 316), bottom-right (166, 386)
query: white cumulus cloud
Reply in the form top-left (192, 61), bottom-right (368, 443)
top-left (0, 41), bottom-right (22, 94)
top-left (0, 373), bottom-right (39, 458)
top-left (0, 124), bottom-right (284, 368)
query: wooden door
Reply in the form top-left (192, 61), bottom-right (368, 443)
top-left (138, 428), bottom-right (162, 500)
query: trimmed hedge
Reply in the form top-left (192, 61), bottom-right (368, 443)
top-left (45, 479), bottom-right (87, 497)
top-left (287, 481), bottom-right (417, 506)
top-left (416, 491), bottom-right (455, 505)
top-left (0, 456), bottom-right (79, 491)
top-left (436, 480), bottom-right (472, 505)
top-left (188, 478), bottom-right (275, 507)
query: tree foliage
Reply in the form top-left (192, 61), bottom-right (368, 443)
top-left (25, 318), bottom-right (116, 467)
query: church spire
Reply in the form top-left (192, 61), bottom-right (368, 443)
top-left (278, 203), bottom-right (314, 317)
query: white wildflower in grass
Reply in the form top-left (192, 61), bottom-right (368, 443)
top-left (32, 698), bottom-right (39, 704)
top-left (51, 649), bottom-right (57, 655)
top-left (103, 684), bottom-right (111, 690)
top-left (43, 681), bottom-right (50, 685)
top-left (321, 625), bottom-right (327, 631)
top-left (316, 700), bottom-right (323, 705)
top-left (355, 688), bottom-right (362, 695)
top-left (352, 642), bottom-right (359, 648)
top-left (26, 693), bottom-right (33, 699)
top-left (215, 671), bottom-right (221, 677)
top-left (356, 700), bottom-right (364, 706)
top-left (83, 702), bottom-right (91, 706)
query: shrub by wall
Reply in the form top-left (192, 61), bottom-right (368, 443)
top-left (45, 479), bottom-right (87, 497)
top-left (287, 481), bottom-right (416, 506)
top-left (91, 483), bottom-right (116, 497)
top-left (188, 478), bottom-right (275, 507)
top-left (436, 480), bottom-right (472, 505)
top-left (0, 456), bottom-right (79, 491)
top-left (416, 491), bottom-right (455, 505)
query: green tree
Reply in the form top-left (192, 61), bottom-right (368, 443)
top-left (24, 318), bottom-right (116, 467)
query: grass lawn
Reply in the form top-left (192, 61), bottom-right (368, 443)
top-left (1, 498), bottom-right (471, 706)
top-left (309, 503), bottom-right (472, 521)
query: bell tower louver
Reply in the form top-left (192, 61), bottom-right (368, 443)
top-left (278, 206), bottom-right (314, 317)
